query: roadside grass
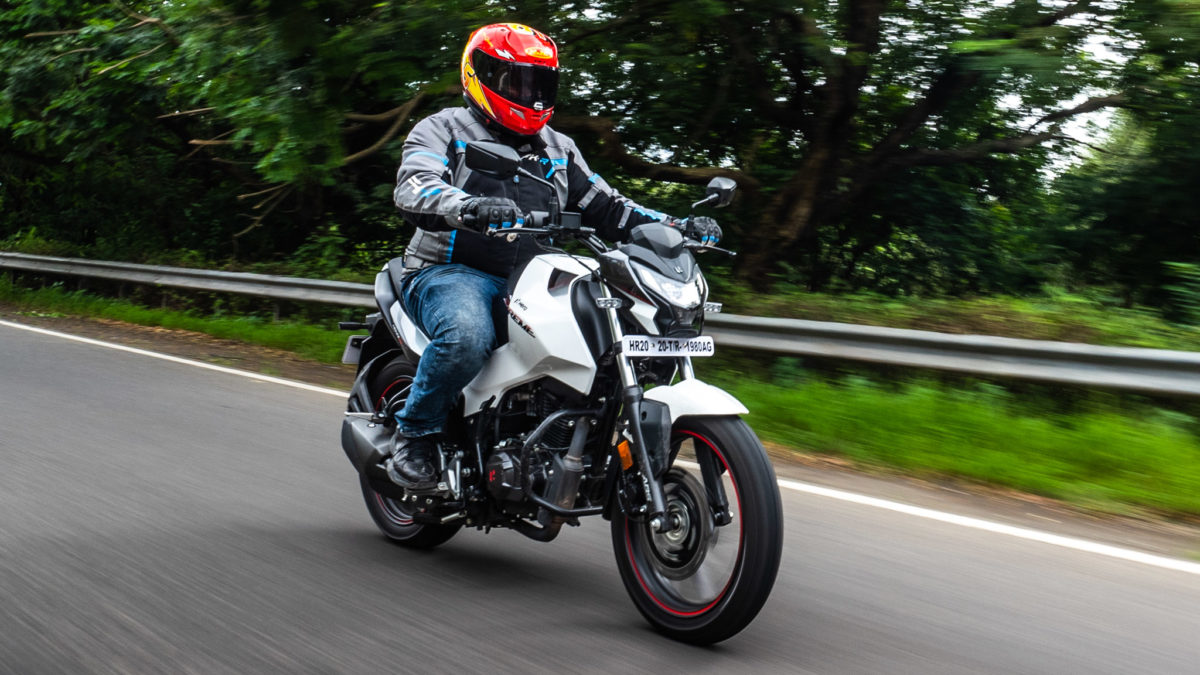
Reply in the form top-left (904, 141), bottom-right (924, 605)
top-left (707, 372), bottom-right (1200, 517)
top-left (0, 278), bottom-right (348, 363)
top-left (5, 277), bottom-right (1200, 519)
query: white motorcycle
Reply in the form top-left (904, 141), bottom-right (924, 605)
top-left (339, 141), bottom-right (782, 644)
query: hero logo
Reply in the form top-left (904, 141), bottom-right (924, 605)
top-left (506, 298), bottom-right (536, 337)
top-left (533, 102), bottom-right (545, 111)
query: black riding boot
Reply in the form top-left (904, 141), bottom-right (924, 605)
top-left (385, 433), bottom-right (439, 490)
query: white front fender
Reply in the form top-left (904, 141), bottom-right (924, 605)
top-left (643, 378), bottom-right (748, 423)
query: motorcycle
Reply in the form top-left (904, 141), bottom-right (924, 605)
top-left (339, 140), bottom-right (783, 644)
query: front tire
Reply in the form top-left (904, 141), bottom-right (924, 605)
top-left (359, 358), bottom-right (461, 548)
top-left (611, 415), bottom-right (783, 644)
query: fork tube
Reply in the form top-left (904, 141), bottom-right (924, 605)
top-left (600, 285), bottom-right (637, 389)
top-left (678, 356), bottom-right (695, 380)
top-left (601, 285), bottom-right (668, 528)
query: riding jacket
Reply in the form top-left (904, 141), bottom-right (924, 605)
top-left (394, 107), bottom-right (673, 278)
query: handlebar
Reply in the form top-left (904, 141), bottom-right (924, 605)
top-left (462, 209), bottom-right (595, 237)
top-left (461, 211), bottom-right (733, 255)
top-left (457, 212), bottom-right (552, 229)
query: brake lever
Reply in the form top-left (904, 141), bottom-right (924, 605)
top-left (483, 226), bottom-right (553, 237)
top-left (684, 240), bottom-right (737, 257)
top-left (481, 225), bottom-right (598, 237)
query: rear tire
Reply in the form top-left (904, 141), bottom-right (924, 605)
top-left (611, 415), bottom-right (783, 644)
top-left (359, 474), bottom-right (461, 548)
top-left (359, 358), bottom-right (461, 548)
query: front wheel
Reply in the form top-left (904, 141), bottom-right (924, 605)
top-left (611, 415), bottom-right (783, 644)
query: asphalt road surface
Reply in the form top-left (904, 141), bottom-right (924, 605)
top-left (2, 320), bottom-right (1199, 674)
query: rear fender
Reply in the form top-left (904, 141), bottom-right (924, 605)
top-left (346, 349), bottom-right (404, 414)
top-left (642, 379), bottom-right (748, 423)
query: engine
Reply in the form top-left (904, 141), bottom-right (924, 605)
top-left (485, 384), bottom-right (582, 505)
top-left (485, 451), bottom-right (524, 501)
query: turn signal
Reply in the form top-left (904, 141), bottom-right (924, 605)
top-left (617, 440), bottom-right (634, 471)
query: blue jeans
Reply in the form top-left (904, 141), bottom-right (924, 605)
top-left (395, 264), bottom-right (507, 437)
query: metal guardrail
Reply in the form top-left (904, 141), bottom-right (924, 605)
top-left (702, 315), bottom-right (1200, 397)
top-left (0, 251), bottom-right (373, 307)
top-left (5, 251), bottom-right (1200, 396)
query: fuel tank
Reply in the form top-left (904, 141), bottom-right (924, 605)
top-left (462, 254), bottom-right (599, 413)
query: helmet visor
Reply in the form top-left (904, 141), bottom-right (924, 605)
top-left (472, 50), bottom-right (559, 110)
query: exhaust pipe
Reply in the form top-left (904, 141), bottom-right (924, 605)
top-left (341, 415), bottom-right (392, 475)
top-left (516, 416), bottom-right (592, 543)
top-left (342, 415), bottom-right (412, 501)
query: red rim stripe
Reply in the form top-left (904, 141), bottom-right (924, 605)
top-left (625, 430), bottom-right (745, 618)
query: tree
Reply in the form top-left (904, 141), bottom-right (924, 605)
top-left (545, 0), bottom-right (1150, 289)
top-left (3, 1), bottom-right (1199, 298)
top-left (1051, 2), bottom-right (1200, 307)
top-left (1, 1), bottom-right (495, 261)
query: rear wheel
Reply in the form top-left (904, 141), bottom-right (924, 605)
top-left (612, 415), bottom-right (783, 644)
top-left (359, 358), bottom-right (461, 548)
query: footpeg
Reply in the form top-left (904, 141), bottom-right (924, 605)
top-left (401, 483), bottom-right (442, 497)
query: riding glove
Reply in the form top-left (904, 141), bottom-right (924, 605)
top-left (683, 216), bottom-right (722, 245)
top-left (458, 196), bottom-right (523, 233)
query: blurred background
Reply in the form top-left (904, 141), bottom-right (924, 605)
top-left (3, 0), bottom-right (1200, 521)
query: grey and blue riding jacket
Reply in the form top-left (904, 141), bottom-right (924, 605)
top-left (393, 106), bottom-right (674, 278)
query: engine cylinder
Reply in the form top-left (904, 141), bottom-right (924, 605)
top-left (542, 417), bottom-right (575, 449)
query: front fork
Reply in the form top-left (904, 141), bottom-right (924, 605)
top-left (602, 287), bottom-right (712, 534)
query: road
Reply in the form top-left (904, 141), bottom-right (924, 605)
top-left (1, 319), bottom-right (1198, 674)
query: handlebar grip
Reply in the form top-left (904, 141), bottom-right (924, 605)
top-left (526, 211), bottom-right (549, 228)
top-left (460, 212), bottom-right (535, 231)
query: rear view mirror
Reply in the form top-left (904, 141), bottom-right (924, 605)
top-left (464, 141), bottom-right (521, 179)
top-left (705, 176), bottom-right (737, 208)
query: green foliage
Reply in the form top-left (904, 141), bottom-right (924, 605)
top-left (1, 227), bottom-right (80, 257)
top-left (0, 277), bottom-right (348, 363)
top-left (1164, 262), bottom-right (1200, 324)
top-left (3, 1), bottom-right (1200, 306)
top-left (0, 0), bottom-right (490, 263)
top-left (1048, 3), bottom-right (1200, 307)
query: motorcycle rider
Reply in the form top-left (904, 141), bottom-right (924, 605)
top-left (387, 22), bottom-right (722, 490)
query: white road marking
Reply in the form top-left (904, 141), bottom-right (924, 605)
top-left (0, 319), bottom-right (346, 398)
top-left (6, 318), bottom-right (1200, 576)
top-left (676, 462), bottom-right (1197, 577)
top-left (775, 478), bottom-right (1200, 576)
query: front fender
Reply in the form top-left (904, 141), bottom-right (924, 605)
top-left (643, 378), bottom-right (748, 423)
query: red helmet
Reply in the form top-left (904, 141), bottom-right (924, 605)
top-left (461, 23), bottom-right (559, 136)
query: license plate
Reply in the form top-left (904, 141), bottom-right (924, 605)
top-left (621, 335), bottom-right (715, 358)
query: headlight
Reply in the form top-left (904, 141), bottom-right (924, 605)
top-left (634, 266), bottom-right (704, 310)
